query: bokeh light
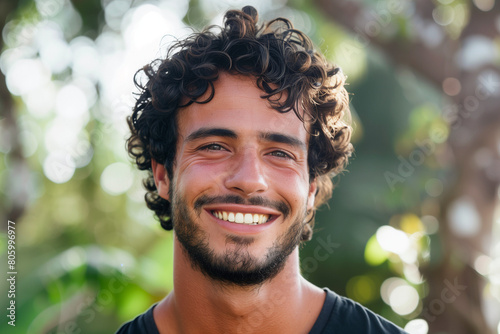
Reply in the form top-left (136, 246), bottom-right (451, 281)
top-left (70, 36), bottom-right (101, 81)
top-left (432, 5), bottom-right (455, 26)
top-left (44, 118), bottom-right (89, 160)
top-left (389, 284), bottom-right (420, 315)
top-left (55, 84), bottom-right (89, 119)
top-left (24, 81), bottom-right (57, 119)
top-left (458, 36), bottom-right (497, 71)
top-left (442, 77), bottom-right (461, 96)
top-left (404, 263), bottom-right (424, 284)
top-left (20, 129), bottom-right (38, 157)
top-left (425, 178), bottom-right (444, 197)
top-left (381, 277), bottom-right (407, 305)
top-left (35, 0), bottom-right (66, 18)
top-left (400, 214), bottom-right (424, 235)
top-left (105, 0), bottom-right (133, 31)
top-left (421, 215), bottom-right (439, 234)
top-left (36, 21), bottom-right (71, 73)
top-left (43, 151), bottom-right (76, 184)
top-left (365, 234), bottom-right (389, 266)
top-left (346, 275), bottom-right (377, 304)
top-left (474, 254), bottom-right (492, 276)
top-left (448, 197), bottom-right (481, 237)
top-left (473, 0), bottom-right (495, 11)
top-left (100, 162), bottom-right (134, 195)
top-left (6, 58), bottom-right (51, 96)
top-left (122, 4), bottom-right (182, 51)
top-left (404, 319), bottom-right (429, 334)
top-left (376, 225), bottom-right (410, 255)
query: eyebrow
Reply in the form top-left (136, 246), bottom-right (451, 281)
top-left (259, 132), bottom-right (306, 150)
top-left (184, 127), bottom-right (306, 150)
top-left (185, 128), bottom-right (237, 142)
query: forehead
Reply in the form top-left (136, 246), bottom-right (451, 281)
top-left (177, 73), bottom-right (308, 139)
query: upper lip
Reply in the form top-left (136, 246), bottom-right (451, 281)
top-left (203, 204), bottom-right (281, 216)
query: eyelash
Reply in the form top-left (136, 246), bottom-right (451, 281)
top-left (268, 150), bottom-right (293, 159)
top-left (199, 143), bottom-right (226, 151)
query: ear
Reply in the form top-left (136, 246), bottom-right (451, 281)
top-left (151, 159), bottom-right (170, 201)
top-left (307, 178), bottom-right (317, 211)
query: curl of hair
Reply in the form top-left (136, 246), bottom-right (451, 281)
top-left (127, 6), bottom-right (353, 241)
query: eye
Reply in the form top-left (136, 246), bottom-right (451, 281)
top-left (268, 150), bottom-right (293, 159)
top-left (199, 143), bottom-right (226, 151)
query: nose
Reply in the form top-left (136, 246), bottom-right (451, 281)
top-left (224, 149), bottom-right (268, 196)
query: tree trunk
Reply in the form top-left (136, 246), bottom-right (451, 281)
top-left (313, 0), bottom-right (500, 333)
top-left (0, 0), bottom-right (30, 227)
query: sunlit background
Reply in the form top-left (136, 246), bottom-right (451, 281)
top-left (1, 0), bottom-right (500, 333)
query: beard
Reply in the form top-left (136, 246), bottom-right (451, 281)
top-left (170, 188), bottom-right (307, 287)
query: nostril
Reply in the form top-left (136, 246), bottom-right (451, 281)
top-left (224, 172), bottom-right (268, 195)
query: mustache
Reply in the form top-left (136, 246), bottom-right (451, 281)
top-left (194, 194), bottom-right (290, 218)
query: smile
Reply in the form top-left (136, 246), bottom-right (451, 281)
top-left (211, 211), bottom-right (270, 225)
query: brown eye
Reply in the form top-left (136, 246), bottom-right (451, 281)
top-left (200, 143), bottom-right (225, 151)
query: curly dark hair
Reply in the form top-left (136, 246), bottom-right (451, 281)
top-left (127, 6), bottom-right (353, 242)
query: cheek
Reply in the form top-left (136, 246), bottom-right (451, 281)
top-left (267, 169), bottom-right (310, 205)
top-left (176, 162), bottom-right (227, 194)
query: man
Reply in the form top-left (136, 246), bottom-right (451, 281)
top-left (118, 6), bottom-right (407, 334)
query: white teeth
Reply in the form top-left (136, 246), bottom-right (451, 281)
top-left (212, 211), bottom-right (270, 225)
top-left (244, 213), bottom-right (253, 224)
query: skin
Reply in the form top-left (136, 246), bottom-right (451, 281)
top-left (151, 73), bottom-right (325, 333)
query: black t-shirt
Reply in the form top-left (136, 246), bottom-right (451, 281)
top-left (116, 288), bottom-right (408, 333)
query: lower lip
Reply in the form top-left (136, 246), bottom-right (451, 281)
top-left (206, 210), bottom-right (276, 234)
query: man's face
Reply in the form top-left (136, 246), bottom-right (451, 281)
top-left (155, 73), bottom-right (316, 286)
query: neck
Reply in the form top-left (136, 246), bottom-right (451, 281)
top-left (154, 238), bottom-right (324, 334)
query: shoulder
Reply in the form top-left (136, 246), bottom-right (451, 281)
top-left (310, 289), bottom-right (408, 334)
top-left (115, 304), bottom-right (160, 334)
